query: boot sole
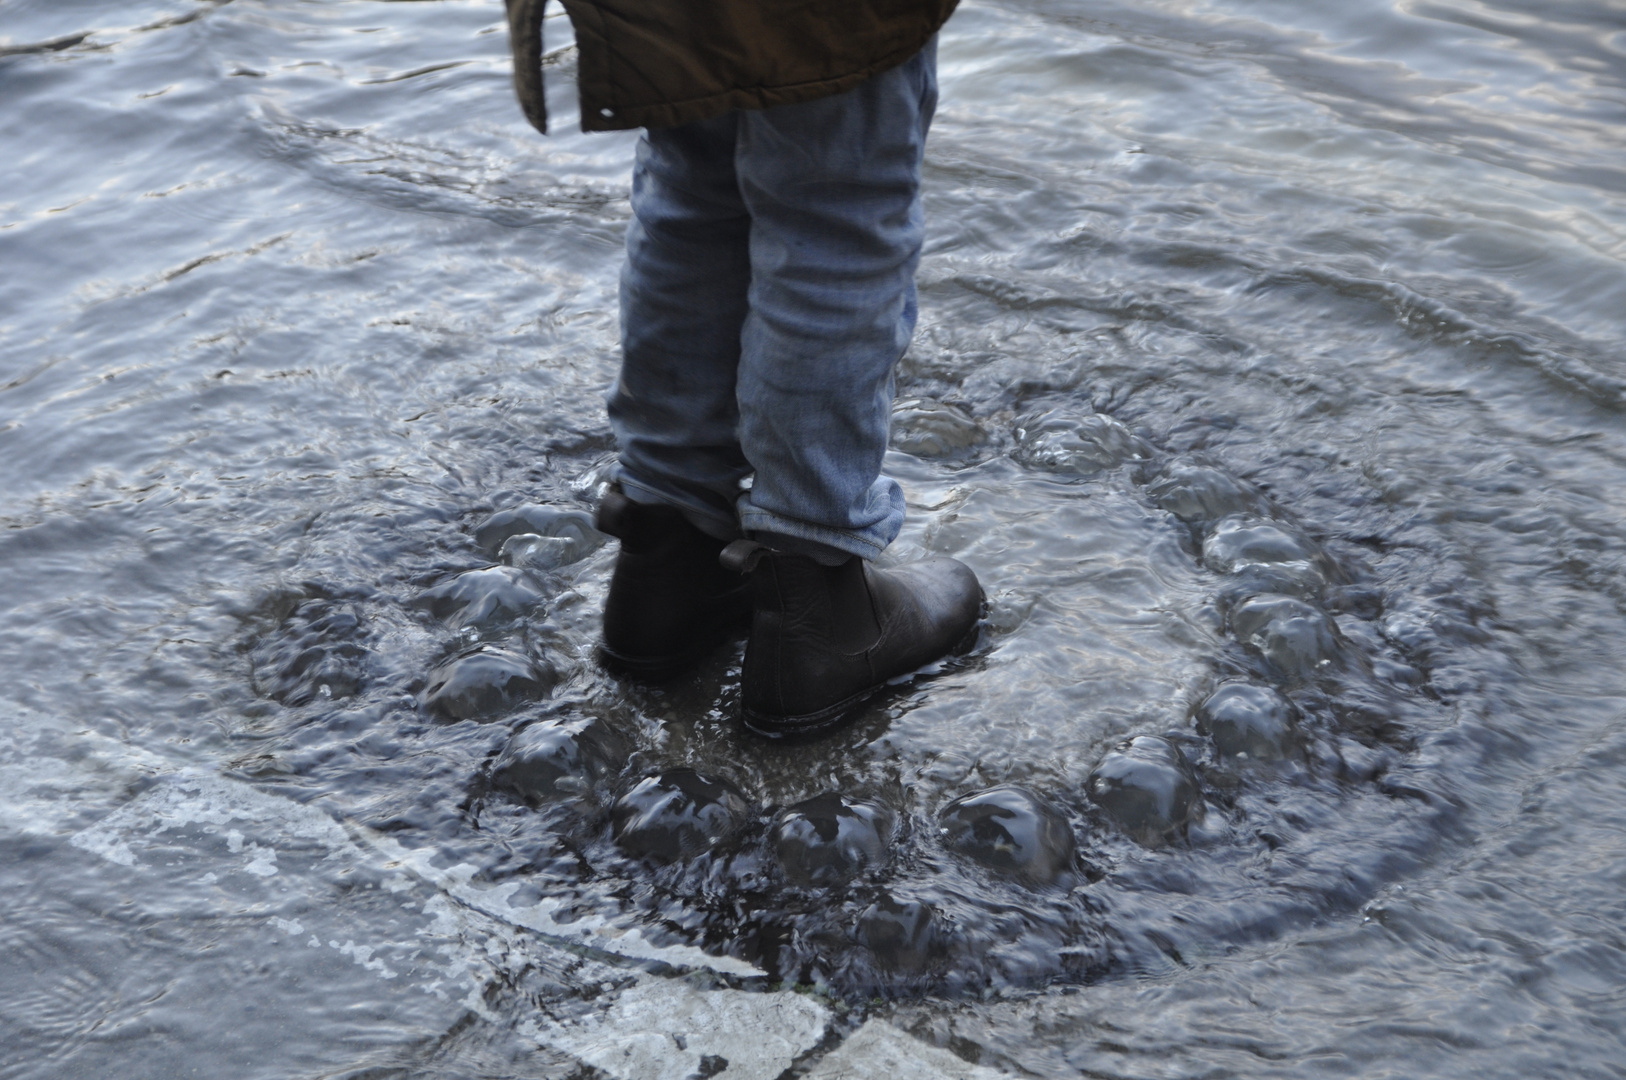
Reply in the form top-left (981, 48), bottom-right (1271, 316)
top-left (597, 615), bottom-right (749, 683)
top-left (596, 642), bottom-right (717, 683)
top-left (741, 684), bottom-right (885, 740)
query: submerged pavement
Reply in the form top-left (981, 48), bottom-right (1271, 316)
top-left (45, 769), bottom-right (1000, 1079)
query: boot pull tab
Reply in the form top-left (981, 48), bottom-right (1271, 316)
top-left (595, 486), bottom-right (632, 539)
top-left (720, 539), bottom-right (767, 575)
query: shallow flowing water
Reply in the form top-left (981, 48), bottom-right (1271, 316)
top-left (4, 0), bottom-right (1625, 1076)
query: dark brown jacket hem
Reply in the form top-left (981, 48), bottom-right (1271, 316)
top-left (576, 42), bottom-right (939, 132)
top-left (504, 0), bottom-right (958, 135)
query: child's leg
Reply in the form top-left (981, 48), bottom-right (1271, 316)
top-left (609, 112), bottom-right (753, 538)
top-left (733, 41), bottom-right (939, 560)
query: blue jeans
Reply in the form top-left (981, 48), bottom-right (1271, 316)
top-left (607, 41), bottom-right (938, 561)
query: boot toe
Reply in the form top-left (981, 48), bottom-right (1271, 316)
top-left (739, 551), bottom-right (984, 739)
top-left (887, 556), bottom-right (984, 654)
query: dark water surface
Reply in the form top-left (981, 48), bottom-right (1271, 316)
top-left (4, 1), bottom-right (1625, 1077)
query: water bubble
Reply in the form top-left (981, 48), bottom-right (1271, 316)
top-left (772, 793), bottom-right (895, 887)
top-left (1146, 463), bottom-right (1262, 523)
top-left (611, 769), bottom-right (748, 862)
top-left (939, 786), bottom-right (1076, 883)
top-left (498, 532), bottom-right (585, 573)
top-left (1088, 736), bottom-right (1201, 846)
top-left (1230, 595), bottom-right (1339, 675)
top-left (422, 645), bottom-right (556, 720)
top-left (491, 715), bottom-right (627, 804)
top-left (415, 566), bottom-right (545, 628)
top-left (985, 589), bottom-right (1040, 635)
top-left (890, 398), bottom-right (986, 458)
top-left (1013, 409), bottom-right (1147, 476)
top-left (1202, 516), bottom-right (1317, 574)
top-left (277, 641), bottom-right (368, 704)
top-left (1215, 562), bottom-right (1327, 609)
top-left (857, 892), bottom-right (936, 972)
top-left (250, 595), bottom-right (370, 706)
top-left (474, 504), bottom-right (603, 557)
top-left (1196, 683), bottom-right (1297, 761)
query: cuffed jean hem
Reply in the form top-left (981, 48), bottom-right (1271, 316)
top-left (613, 464), bottom-right (743, 541)
top-left (738, 494), bottom-right (903, 562)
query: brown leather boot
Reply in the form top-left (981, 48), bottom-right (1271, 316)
top-left (722, 541), bottom-right (983, 737)
top-left (596, 486), bottom-right (751, 680)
